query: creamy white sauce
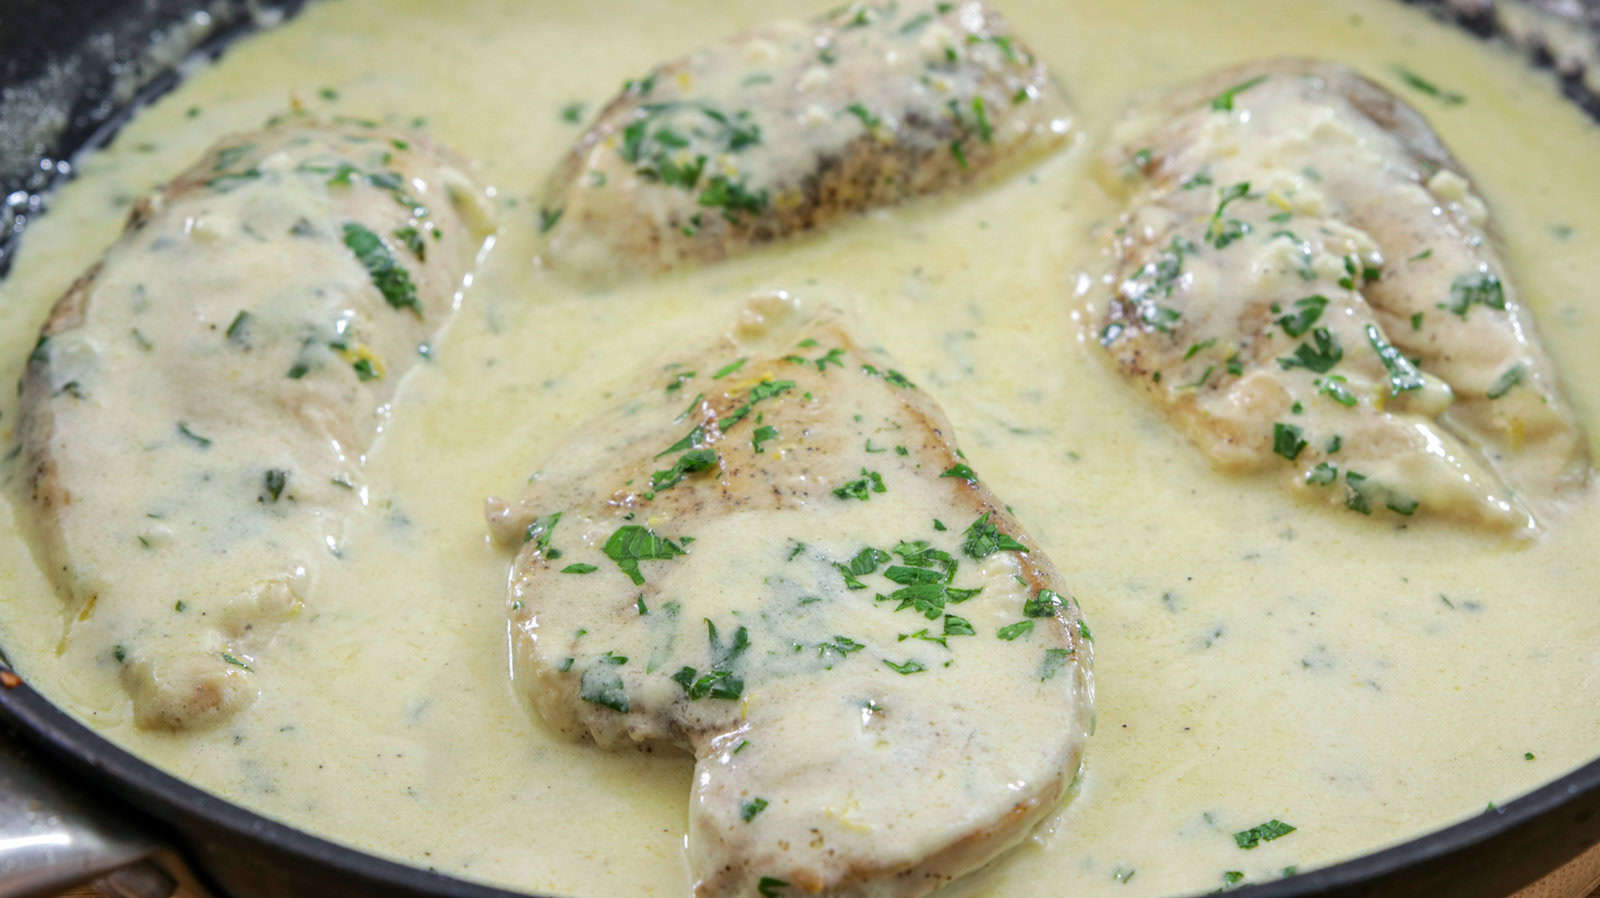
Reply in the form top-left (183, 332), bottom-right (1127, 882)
top-left (0, 0), bottom-right (1598, 896)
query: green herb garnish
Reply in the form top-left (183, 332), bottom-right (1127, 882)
top-left (997, 620), bottom-right (1034, 641)
top-left (580, 652), bottom-right (629, 713)
top-left (262, 469), bottom-right (288, 502)
top-left (342, 222), bottom-right (421, 315)
top-left (1210, 75), bottom-right (1269, 112)
top-left (1366, 324), bottom-right (1423, 394)
top-left (1234, 819), bottom-right (1296, 850)
top-left (960, 512), bottom-right (1027, 559)
top-left (832, 469), bottom-right (886, 501)
top-left (651, 448), bottom-right (718, 492)
top-left (603, 525), bottom-right (686, 585)
top-left (1272, 423), bottom-right (1307, 460)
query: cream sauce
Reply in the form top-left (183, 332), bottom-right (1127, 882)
top-left (0, 0), bottom-right (1597, 896)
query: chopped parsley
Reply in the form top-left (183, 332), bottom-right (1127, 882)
top-left (1272, 423), bottom-right (1307, 461)
top-left (1039, 647), bottom-right (1073, 681)
top-left (393, 226), bottom-right (426, 260)
top-left (1024, 589), bottom-right (1066, 618)
top-left (261, 469), bottom-right (288, 502)
top-left (718, 379), bottom-right (796, 431)
top-left (699, 174), bottom-right (768, 223)
top-left (205, 169), bottom-right (262, 192)
top-left (1366, 324), bottom-right (1423, 394)
top-left (752, 424), bottom-right (779, 453)
top-left (899, 12), bottom-right (933, 33)
top-left (580, 652), bottom-right (629, 713)
top-left (225, 310), bottom-right (254, 346)
top-left (1119, 235), bottom-right (1196, 334)
top-left (860, 363), bottom-right (916, 389)
top-left (836, 547), bottom-right (890, 589)
top-left (949, 140), bottom-right (969, 169)
top-left (342, 222), bottom-right (421, 315)
top-left (943, 614), bottom-right (976, 636)
top-left (1318, 375), bottom-right (1357, 407)
top-left (740, 798), bottom-right (769, 822)
top-left (561, 563), bottom-right (598, 574)
top-left (671, 619), bottom-right (749, 700)
top-left (832, 469), bottom-right (886, 501)
top-left (997, 620), bottom-right (1034, 641)
top-left (1276, 295), bottom-right (1327, 338)
top-left (1394, 66), bottom-right (1466, 105)
top-left (882, 658), bottom-right (927, 675)
top-left (1210, 74), bottom-right (1269, 112)
top-left (602, 524), bottom-right (686, 584)
top-left (1306, 462), bottom-right (1339, 486)
top-left (665, 369), bottom-right (695, 393)
top-left (1440, 271), bottom-right (1505, 319)
top-left (940, 463), bottom-right (978, 482)
top-left (1344, 471), bottom-right (1375, 514)
top-left (1278, 327), bottom-right (1343, 374)
top-left (845, 102), bottom-right (881, 128)
top-left (524, 512), bottom-right (564, 559)
top-left (960, 512), bottom-right (1027, 559)
top-left (1234, 819), bottom-right (1296, 850)
top-left (1486, 364), bottom-right (1524, 400)
top-left (651, 448), bottom-right (718, 492)
top-left (818, 635), bottom-right (866, 660)
top-left (881, 578), bottom-right (980, 620)
top-left (971, 96), bottom-right (993, 143)
top-left (1207, 181), bottom-right (1253, 249)
top-left (176, 422), bottom-right (212, 448)
top-left (1386, 491), bottom-right (1419, 516)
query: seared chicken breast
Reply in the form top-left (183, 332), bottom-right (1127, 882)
top-left (16, 113), bottom-right (494, 729)
top-left (488, 296), bottom-right (1093, 897)
top-left (1094, 58), bottom-right (1588, 533)
top-left (540, 0), bottom-right (1070, 280)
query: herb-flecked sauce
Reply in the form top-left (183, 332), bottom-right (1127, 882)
top-left (0, 0), bottom-right (1597, 895)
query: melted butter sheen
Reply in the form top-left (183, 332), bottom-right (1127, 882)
top-left (0, 1), bottom-right (1597, 896)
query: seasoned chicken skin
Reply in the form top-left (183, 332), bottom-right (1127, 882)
top-left (540, 0), bottom-right (1070, 280)
top-left (1094, 58), bottom-right (1588, 533)
top-left (16, 113), bottom-right (494, 729)
top-left (487, 296), bottom-right (1093, 898)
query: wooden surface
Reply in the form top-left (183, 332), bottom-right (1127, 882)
top-left (46, 837), bottom-right (1600, 897)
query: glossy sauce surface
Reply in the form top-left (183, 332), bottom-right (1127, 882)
top-left (1, 1), bottom-right (1598, 896)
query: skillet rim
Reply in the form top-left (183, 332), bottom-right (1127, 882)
top-left (3, 663), bottom-right (1598, 898)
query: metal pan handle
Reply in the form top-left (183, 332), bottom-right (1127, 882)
top-left (0, 726), bottom-right (187, 898)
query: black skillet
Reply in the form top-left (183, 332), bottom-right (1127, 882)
top-left (0, 1), bottom-right (1597, 896)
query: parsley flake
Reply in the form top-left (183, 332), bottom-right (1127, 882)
top-left (603, 525), bottom-right (686, 585)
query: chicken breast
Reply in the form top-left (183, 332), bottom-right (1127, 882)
top-left (540, 0), bottom-right (1070, 280)
top-left (15, 112), bottom-right (495, 729)
top-left (1093, 58), bottom-right (1589, 533)
top-left (487, 295), bottom-right (1093, 897)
